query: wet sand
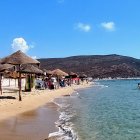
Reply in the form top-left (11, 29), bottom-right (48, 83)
top-left (0, 83), bottom-right (92, 140)
top-left (0, 102), bottom-right (59, 140)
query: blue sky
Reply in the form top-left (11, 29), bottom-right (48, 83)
top-left (0, 0), bottom-right (140, 59)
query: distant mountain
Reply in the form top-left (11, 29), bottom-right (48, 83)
top-left (38, 54), bottom-right (140, 78)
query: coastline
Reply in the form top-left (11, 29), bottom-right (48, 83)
top-left (0, 83), bottom-right (91, 121)
top-left (0, 83), bottom-right (92, 140)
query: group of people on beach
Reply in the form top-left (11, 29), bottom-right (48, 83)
top-left (35, 77), bottom-right (88, 90)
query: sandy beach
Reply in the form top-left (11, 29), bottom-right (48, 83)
top-left (0, 83), bottom-right (91, 121)
top-left (0, 83), bottom-right (91, 140)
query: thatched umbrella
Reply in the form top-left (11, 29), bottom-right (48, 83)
top-left (52, 69), bottom-right (68, 76)
top-left (69, 72), bottom-right (78, 78)
top-left (65, 72), bottom-right (78, 79)
top-left (1, 50), bottom-right (40, 101)
top-left (51, 69), bottom-right (68, 88)
top-left (43, 69), bottom-right (53, 75)
top-left (69, 72), bottom-right (77, 75)
top-left (79, 74), bottom-right (87, 78)
top-left (20, 64), bottom-right (43, 74)
top-left (0, 64), bottom-right (14, 72)
top-left (19, 64), bottom-right (44, 92)
top-left (0, 64), bottom-right (14, 95)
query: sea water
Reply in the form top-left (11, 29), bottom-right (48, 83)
top-left (48, 79), bottom-right (140, 140)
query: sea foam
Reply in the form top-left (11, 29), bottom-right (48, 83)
top-left (47, 97), bottom-right (78, 140)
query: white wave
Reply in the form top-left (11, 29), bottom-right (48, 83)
top-left (48, 101), bottom-right (78, 140)
top-left (51, 100), bottom-right (63, 108)
top-left (48, 126), bottom-right (78, 140)
top-left (93, 84), bottom-right (109, 88)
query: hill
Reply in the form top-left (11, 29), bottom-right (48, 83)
top-left (38, 54), bottom-right (140, 78)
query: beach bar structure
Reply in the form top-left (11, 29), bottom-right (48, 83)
top-left (20, 64), bottom-right (44, 91)
top-left (1, 50), bottom-right (40, 101)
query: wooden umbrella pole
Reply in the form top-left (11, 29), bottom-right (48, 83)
top-left (19, 65), bottom-right (22, 101)
top-left (0, 73), bottom-right (2, 95)
top-left (30, 74), bottom-right (31, 92)
top-left (57, 75), bottom-right (60, 89)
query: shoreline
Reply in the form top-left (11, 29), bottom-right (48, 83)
top-left (94, 77), bottom-right (140, 81)
top-left (0, 83), bottom-right (91, 121)
top-left (0, 83), bottom-right (92, 140)
top-left (46, 94), bottom-right (79, 140)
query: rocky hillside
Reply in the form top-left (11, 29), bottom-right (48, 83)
top-left (38, 54), bottom-right (140, 78)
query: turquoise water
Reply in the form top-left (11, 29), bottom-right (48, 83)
top-left (52, 80), bottom-right (140, 140)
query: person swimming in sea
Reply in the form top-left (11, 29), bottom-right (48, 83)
top-left (138, 83), bottom-right (140, 89)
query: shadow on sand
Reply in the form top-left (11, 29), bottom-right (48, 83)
top-left (0, 96), bottom-right (16, 99)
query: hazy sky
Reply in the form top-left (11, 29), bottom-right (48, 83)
top-left (0, 0), bottom-right (140, 59)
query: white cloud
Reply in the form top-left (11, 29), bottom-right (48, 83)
top-left (12, 37), bottom-right (30, 53)
top-left (101, 21), bottom-right (115, 31)
top-left (11, 38), bottom-right (38, 58)
top-left (75, 22), bottom-right (91, 32)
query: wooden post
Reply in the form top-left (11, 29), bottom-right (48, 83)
top-left (29, 74), bottom-right (32, 92)
top-left (0, 73), bottom-right (2, 95)
top-left (19, 65), bottom-right (22, 101)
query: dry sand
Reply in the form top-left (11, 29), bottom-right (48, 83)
top-left (0, 83), bottom-right (91, 140)
top-left (0, 83), bottom-right (91, 121)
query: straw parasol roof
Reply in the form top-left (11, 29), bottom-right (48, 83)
top-left (67, 71), bottom-right (78, 78)
top-left (20, 64), bottom-right (43, 74)
top-left (43, 69), bottom-right (53, 75)
top-left (0, 64), bottom-right (14, 72)
top-left (1, 50), bottom-right (40, 65)
top-left (79, 74), bottom-right (87, 78)
top-left (0, 50), bottom-right (40, 101)
top-left (52, 69), bottom-right (68, 76)
top-left (69, 72), bottom-right (77, 76)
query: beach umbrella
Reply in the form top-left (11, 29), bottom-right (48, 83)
top-left (65, 71), bottom-right (78, 78)
top-left (52, 69), bottom-right (68, 76)
top-left (46, 70), bottom-right (53, 75)
top-left (43, 69), bottom-right (53, 75)
top-left (79, 74), bottom-right (88, 78)
top-left (0, 64), bottom-right (14, 95)
top-left (20, 64), bottom-right (43, 74)
top-left (1, 50), bottom-right (40, 101)
top-left (51, 69), bottom-right (68, 88)
top-left (19, 65), bottom-right (44, 92)
top-left (0, 64), bottom-right (14, 72)
top-left (69, 72), bottom-right (77, 75)
top-left (0, 50), bottom-right (40, 65)
top-left (69, 71), bottom-right (78, 78)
